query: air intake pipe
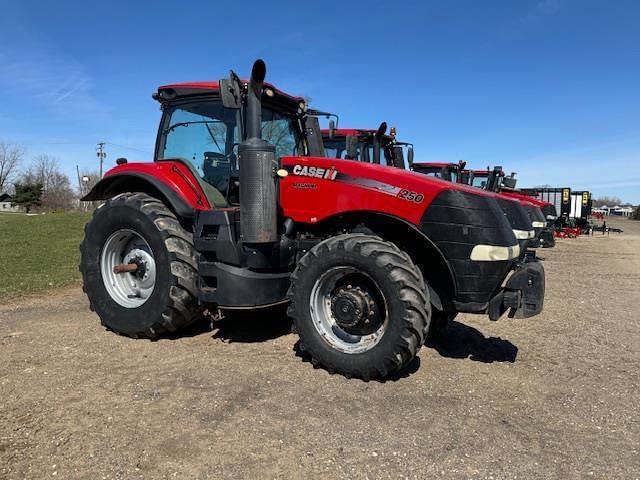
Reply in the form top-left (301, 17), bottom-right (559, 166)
top-left (238, 59), bottom-right (278, 244)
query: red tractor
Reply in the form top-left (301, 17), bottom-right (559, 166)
top-left (411, 161), bottom-right (555, 249)
top-left (80, 60), bottom-right (544, 380)
top-left (321, 130), bottom-right (539, 258)
top-left (469, 168), bottom-right (556, 248)
top-left (320, 124), bottom-right (407, 169)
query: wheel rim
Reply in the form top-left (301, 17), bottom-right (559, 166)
top-left (310, 266), bottom-right (388, 354)
top-left (100, 229), bottom-right (156, 308)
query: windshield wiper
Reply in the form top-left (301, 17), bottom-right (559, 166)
top-left (163, 120), bottom-right (222, 134)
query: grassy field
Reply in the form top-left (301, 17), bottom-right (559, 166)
top-left (0, 212), bottom-right (91, 301)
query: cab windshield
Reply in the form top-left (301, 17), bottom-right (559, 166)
top-left (472, 175), bottom-right (488, 189)
top-left (323, 138), bottom-right (358, 160)
top-left (156, 99), bottom-right (301, 200)
top-left (413, 165), bottom-right (456, 182)
top-left (323, 136), bottom-right (394, 166)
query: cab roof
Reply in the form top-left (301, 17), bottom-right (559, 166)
top-left (320, 128), bottom-right (396, 141)
top-left (321, 128), bottom-right (374, 136)
top-left (155, 80), bottom-right (305, 104)
top-left (412, 162), bottom-right (454, 169)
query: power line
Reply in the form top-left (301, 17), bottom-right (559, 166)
top-left (18, 141), bottom-right (152, 154)
top-left (105, 142), bottom-right (153, 154)
top-left (20, 141), bottom-right (96, 146)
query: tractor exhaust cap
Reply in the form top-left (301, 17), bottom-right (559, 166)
top-left (238, 59), bottom-right (278, 244)
top-left (247, 59), bottom-right (266, 140)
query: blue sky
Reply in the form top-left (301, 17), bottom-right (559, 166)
top-left (0, 0), bottom-right (639, 202)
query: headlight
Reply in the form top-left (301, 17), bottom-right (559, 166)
top-left (470, 243), bottom-right (520, 261)
top-left (513, 229), bottom-right (535, 239)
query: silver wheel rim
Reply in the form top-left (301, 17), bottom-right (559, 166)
top-left (309, 266), bottom-right (388, 354)
top-left (100, 229), bottom-right (156, 308)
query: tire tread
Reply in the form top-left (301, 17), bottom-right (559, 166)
top-left (287, 233), bottom-right (431, 379)
top-left (79, 192), bottom-right (200, 338)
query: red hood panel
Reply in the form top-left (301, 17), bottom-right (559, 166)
top-left (500, 190), bottom-right (549, 207)
top-left (280, 157), bottom-right (496, 226)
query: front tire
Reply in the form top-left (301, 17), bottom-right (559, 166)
top-left (79, 193), bottom-right (200, 338)
top-left (287, 234), bottom-right (430, 380)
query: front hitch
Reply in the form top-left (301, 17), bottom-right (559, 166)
top-left (488, 261), bottom-right (545, 320)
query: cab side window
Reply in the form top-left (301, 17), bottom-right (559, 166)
top-left (261, 109), bottom-right (299, 159)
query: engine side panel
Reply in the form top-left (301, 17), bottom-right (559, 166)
top-left (279, 156), bottom-right (492, 226)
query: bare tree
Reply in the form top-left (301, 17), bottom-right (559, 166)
top-left (0, 141), bottom-right (25, 193)
top-left (77, 169), bottom-right (101, 211)
top-left (593, 196), bottom-right (623, 207)
top-left (23, 155), bottom-right (57, 192)
top-left (77, 169), bottom-right (100, 198)
top-left (21, 155), bottom-right (75, 211)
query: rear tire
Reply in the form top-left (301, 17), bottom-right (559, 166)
top-left (79, 193), bottom-right (200, 338)
top-left (287, 234), bottom-right (430, 380)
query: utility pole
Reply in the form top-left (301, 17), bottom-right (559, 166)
top-left (96, 142), bottom-right (107, 177)
top-left (76, 165), bottom-right (82, 194)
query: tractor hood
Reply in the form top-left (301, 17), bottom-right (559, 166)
top-left (500, 190), bottom-right (546, 208)
top-left (280, 155), bottom-right (515, 232)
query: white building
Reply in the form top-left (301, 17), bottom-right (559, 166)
top-left (592, 205), bottom-right (609, 215)
top-left (611, 205), bottom-right (634, 217)
top-left (0, 193), bottom-right (22, 213)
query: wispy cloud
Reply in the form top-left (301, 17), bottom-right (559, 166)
top-left (521, 0), bottom-right (566, 23)
top-left (0, 49), bottom-right (108, 120)
top-left (0, 14), bottom-right (109, 122)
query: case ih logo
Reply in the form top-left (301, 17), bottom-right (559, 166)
top-left (292, 165), bottom-right (338, 180)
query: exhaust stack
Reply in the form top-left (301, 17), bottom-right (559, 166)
top-left (238, 59), bottom-right (278, 244)
top-left (372, 122), bottom-right (387, 164)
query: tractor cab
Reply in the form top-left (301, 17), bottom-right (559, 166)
top-left (319, 124), bottom-right (407, 168)
top-left (471, 167), bottom-right (518, 194)
top-left (468, 166), bottom-right (509, 191)
top-left (411, 161), bottom-right (468, 183)
top-left (470, 167), bottom-right (555, 247)
top-left (153, 79), bottom-right (311, 207)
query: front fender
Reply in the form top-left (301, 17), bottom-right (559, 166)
top-left (82, 162), bottom-right (211, 219)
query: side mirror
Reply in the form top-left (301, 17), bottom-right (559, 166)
top-left (392, 146), bottom-right (405, 169)
top-left (220, 71), bottom-right (242, 109)
top-left (305, 116), bottom-right (325, 157)
top-left (346, 135), bottom-right (358, 160)
top-left (328, 119), bottom-right (336, 139)
top-left (407, 146), bottom-right (414, 167)
top-left (503, 177), bottom-right (517, 189)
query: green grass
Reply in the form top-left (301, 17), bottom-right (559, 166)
top-left (0, 212), bottom-right (91, 300)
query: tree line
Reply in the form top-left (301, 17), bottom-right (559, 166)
top-left (0, 141), bottom-right (99, 213)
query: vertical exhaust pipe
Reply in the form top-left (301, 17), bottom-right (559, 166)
top-left (246, 60), bottom-right (265, 139)
top-left (238, 59), bottom-right (278, 244)
top-left (372, 122), bottom-right (387, 164)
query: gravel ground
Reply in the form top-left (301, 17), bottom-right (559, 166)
top-left (1, 217), bottom-right (639, 479)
